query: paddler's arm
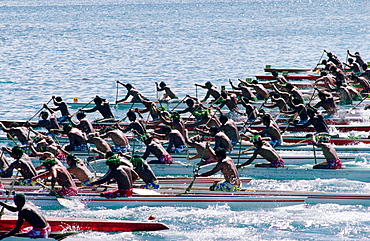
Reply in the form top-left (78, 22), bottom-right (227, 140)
top-left (237, 152), bottom-right (258, 168)
top-left (91, 148), bottom-right (105, 158)
top-left (0, 215), bottom-right (24, 240)
top-left (0, 201), bottom-right (18, 212)
top-left (194, 163), bottom-right (221, 177)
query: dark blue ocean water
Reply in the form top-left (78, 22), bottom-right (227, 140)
top-left (1, 0), bottom-right (370, 240)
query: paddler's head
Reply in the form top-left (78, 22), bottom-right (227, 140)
top-left (105, 156), bottom-right (121, 169)
top-left (105, 151), bottom-right (115, 159)
top-left (348, 58), bottom-right (354, 64)
top-left (205, 81), bottom-right (212, 89)
top-left (41, 152), bottom-right (55, 161)
top-left (9, 123), bottom-right (20, 128)
top-left (292, 98), bottom-right (302, 105)
top-left (185, 99), bottom-right (194, 107)
top-left (326, 52), bottom-right (333, 57)
top-left (159, 82), bottom-right (166, 87)
top-left (40, 111), bottom-right (49, 120)
top-left (11, 146), bottom-right (23, 159)
top-left (219, 115), bottom-right (228, 125)
top-left (62, 124), bottom-right (72, 134)
top-left (55, 96), bottom-right (63, 102)
top-left (125, 83), bottom-right (133, 90)
top-left (66, 155), bottom-right (78, 166)
top-left (76, 112), bottom-right (86, 120)
top-left (317, 135), bottom-right (330, 143)
top-left (126, 111), bottom-right (136, 122)
top-left (307, 108), bottom-right (317, 118)
top-left (140, 133), bottom-right (153, 145)
top-left (215, 148), bottom-right (227, 161)
top-left (221, 91), bottom-right (228, 99)
top-left (250, 135), bottom-right (263, 147)
top-left (161, 126), bottom-right (171, 136)
top-left (94, 96), bottom-right (103, 105)
top-left (42, 158), bottom-right (58, 169)
top-left (209, 126), bottom-right (219, 136)
top-left (261, 115), bottom-right (271, 126)
top-left (271, 70), bottom-right (278, 77)
top-left (14, 193), bottom-right (26, 209)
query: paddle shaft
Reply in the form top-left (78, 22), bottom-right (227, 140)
top-left (0, 170), bottom-right (19, 219)
top-left (28, 98), bottom-right (53, 122)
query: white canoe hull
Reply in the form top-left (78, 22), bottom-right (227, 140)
top-left (0, 192), bottom-right (305, 211)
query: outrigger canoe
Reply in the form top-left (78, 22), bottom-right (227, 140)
top-left (0, 191), bottom-right (306, 210)
top-left (0, 215), bottom-right (169, 233)
top-left (159, 189), bottom-right (370, 206)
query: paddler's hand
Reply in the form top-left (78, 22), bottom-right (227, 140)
top-left (236, 164), bottom-right (243, 169)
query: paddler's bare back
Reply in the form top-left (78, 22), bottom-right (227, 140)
top-left (255, 146), bottom-right (280, 162)
top-left (54, 165), bottom-right (76, 188)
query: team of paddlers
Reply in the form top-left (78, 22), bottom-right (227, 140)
top-left (0, 50), bottom-right (368, 238)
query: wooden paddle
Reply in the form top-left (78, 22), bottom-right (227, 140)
top-left (170, 95), bottom-right (188, 112)
top-left (70, 97), bottom-right (95, 118)
top-left (182, 143), bottom-right (209, 194)
top-left (28, 98), bottom-right (53, 122)
top-left (0, 170), bottom-right (19, 219)
top-left (36, 181), bottom-right (76, 208)
top-left (338, 93), bottom-right (370, 123)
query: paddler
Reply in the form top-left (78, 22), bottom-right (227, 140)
top-left (311, 134), bottom-right (342, 169)
top-left (65, 154), bottom-right (94, 186)
top-left (86, 133), bottom-right (112, 158)
top-left (82, 95), bottom-right (115, 120)
top-left (0, 148), bottom-right (11, 177)
top-left (262, 93), bottom-right (289, 111)
top-left (32, 157), bottom-right (78, 196)
top-left (344, 58), bottom-right (363, 74)
top-left (184, 129), bottom-right (217, 165)
top-left (313, 90), bottom-right (338, 118)
top-left (0, 193), bottom-right (51, 239)
top-left (215, 91), bottom-right (244, 116)
top-left (154, 126), bottom-right (187, 153)
top-left (270, 70), bottom-right (288, 84)
top-left (195, 148), bottom-right (241, 192)
top-left (209, 126), bottom-right (232, 153)
top-left (237, 135), bottom-right (284, 168)
top-left (245, 115), bottom-right (282, 147)
top-left (118, 110), bottom-right (147, 136)
top-left (157, 112), bottom-right (186, 138)
top-left (135, 95), bottom-right (162, 122)
top-left (238, 78), bottom-right (270, 100)
top-left (90, 156), bottom-right (138, 198)
top-left (100, 127), bottom-right (130, 153)
top-left (48, 96), bottom-right (71, 122)
top-left (347, 50), bottom-right (366, 67)
top-left (116, 82), bottom-right (146, 103)
top-left (121, 153), bottom-right (159, 189)
top-left (350, 74), bottom-right (370, 94)
top-left (0, 122), bottom-right (31, 146)
top-left (0, 147), bottom-right (38, 186)
top-left (218, 115), bottom-right (240, 147)
top-left (156, 81), bottom-right (178, 101)
top-left (229, 79), bottom-right (257, 101)
top-left (141, 133), bottom-right (174, 164)
top-left (59, 124), bottom-right (89, 151)
top-left (335, 82), bottom-right (353, 105)
top-left (195, 81), bottom-right (222, 103)
top-left (69, 112), bottom-right (95, 135)
top-left (239, 98), bottom-right (258, 122)
top-left (314, 71), bottom-right (336, 92)
top-left (26, 108), bottom-right (60, 134)
top-left (292, 107), bottom-right (329, 134)
top-left (281, 97), bottom-right (309, 124)
top-left (325, 50), bottom-right (343, 70)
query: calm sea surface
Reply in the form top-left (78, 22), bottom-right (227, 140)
top-left (1, 0), bottom-right (370, 240)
